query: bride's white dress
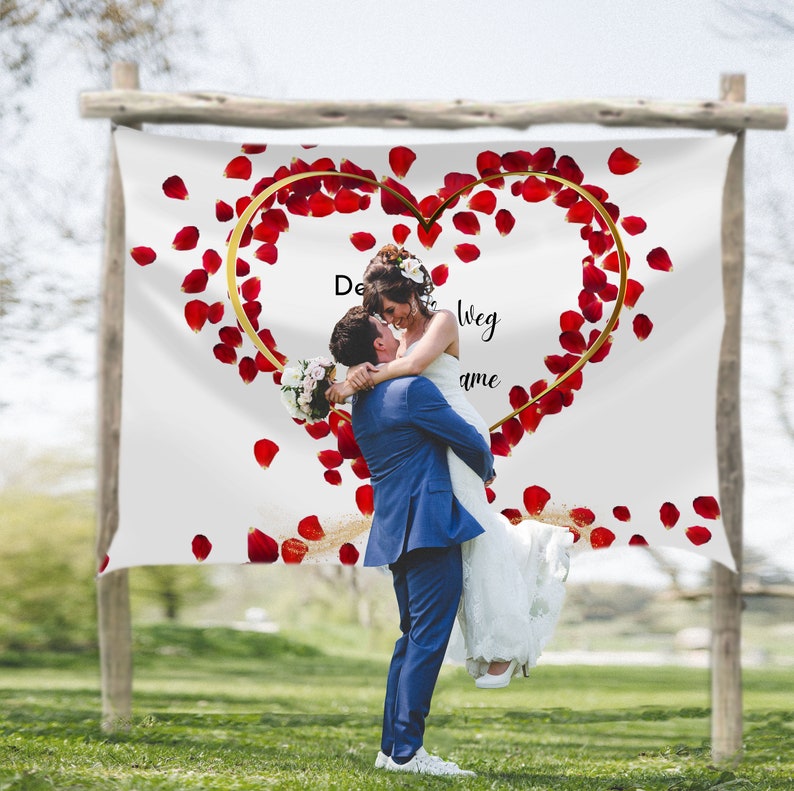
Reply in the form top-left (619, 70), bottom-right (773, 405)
top-left (416, 348), bottom-right (573, 679)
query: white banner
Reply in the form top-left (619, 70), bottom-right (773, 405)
top-left (103, 128), bottom-right (735, 574)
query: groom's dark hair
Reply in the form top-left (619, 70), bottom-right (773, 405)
top-left (329, 306), bottom-right (381, 367)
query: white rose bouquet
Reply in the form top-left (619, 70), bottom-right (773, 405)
top-left (280, 356), bottom-right (336, 423)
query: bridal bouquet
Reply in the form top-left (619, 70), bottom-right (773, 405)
top-left (280, 356), bottom-right (336, 423)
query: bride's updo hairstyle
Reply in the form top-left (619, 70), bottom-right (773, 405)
top-left (362, 244), bottom-right (435, 318)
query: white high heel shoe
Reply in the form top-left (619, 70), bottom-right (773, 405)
top-left (474, 659), bottom-right (528, 689)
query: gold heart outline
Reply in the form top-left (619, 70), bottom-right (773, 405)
top-left (225, 170), bottom-right (628, 432)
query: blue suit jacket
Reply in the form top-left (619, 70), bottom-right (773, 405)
top-left (352, 375), bottom-right (495, 567)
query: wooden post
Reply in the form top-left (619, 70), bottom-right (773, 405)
top-left (711, 73), bottom-right (746, 765)
top-left (96, 62), bottom-right (139, 732)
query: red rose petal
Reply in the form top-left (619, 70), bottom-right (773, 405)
top-left (184, 300), bottom-right (209, 333)
top-left (201, 249), bottom-right (222, 274)
top-left (467, 190), bottom-right (497, 214)
top-left (324, 469), bottom-right (343, 486)
top-left (565, 201), bottom-right (594, 225)
top-left (523, 485), bottom-right (550, 516)
top-left (419, 195), bottom-right (443, 216)
top-left (570, 507), bottom-right (595, 527)
top-left (647, 247), bottom-right (673, 272)
top-left (490, 432), bottom-right (511, 457)
top-left (318, 449), bottom-right (343, 469)
top-left (241, 143), bottom-right (267, 154)
top-left (380, 176), bottom-right (417, 216)
top-left (162, 175), bottom-right (189, 200)
top-left (613, 505), bottom-right (631, 522)
top-left (628, 534), bottom-right (648, 546)
top-left (339, 543), bottom-right (360, 565)
top-left (602, 250), bottom-right (631, 273)
top-left (130, 246), bottom-right (156, 266)
top-left (351, 455), bottom-right (371, 479)
top-left (501, 508), bottom-right (523, 525)
top-left (501, 150), bottom-right (531, 171)
top-left (253, 438), bottom-right (279, 469)
top-left (553, 188), bottom-right (580, 208)
top-left (485, 487), bottom-right (496, 504)
top-left (181, 269), bottom-right (208, 294)
top-left (238, 356), bottom-right (258, 384)
top-left (240, 277), bottom-right (261, 302)
top-left (590, 526), bottom-right (616, 549)
top-left (334, 188), bottom-right (361, 214)
top-left (224, 155), bottom-right (252, 179)
top-left (501, 417), bottom-right (524, 448)
top-left (686, 526), bottom-right (712, 546)
top-left (454, 243), bottom-right (480, 263)
top-left (660, 502), bottom-right (680, 529)
top-left (305, 420), bottom-right (331, 440)
top-left (308, 191), bottom-right (335, 217)
top-left (172, 226), bottom-right (200, 251)
top-left (495, 208), bottom-right (516, 236)
top-left (519, 407), bottom-right (543, 434)
top-left (350, 231), bottom-right (376, 251)
top-left (219, 326), bottom-right (242, 347)
top-left (621, 215), bottom-right (647, 235)
top-left (624, 279), bottom-right (645, 308)
top-left (392, 223), bottom-right (411, 245)
top-left (509, 385), bottom-right (529, 410)
top-left (356, 484), bottom-right (374, 517)
top-left (560, 310), bottom-right (585, 332)
top-left (582, 263), bottom-right (608, 293)
top-left (191, 534), bottom-right (212, 562)
top-left (282, 538), bottom-right (309, 563)
top-left (236, 258), bottom-right (250, 276)
top-left (693, 496), bottom-right (721, 520)
top-left (337, 421), bottom-right (362, 459)
top-left (235, 196), bottom-right (252, 217)
top-left (207, 302), bottom-right (224, 323)
top-left (453, 211), bottom-right (480, 235)
top-left (559, 330), bottom-right (587, 354)
top-left (530, 147), bottom-right (556, 170)
top-left (521, 176), bottom-right (551, 203)
top-left (632, 314), bottom-right (653, 341)
top-left (431, 264), bottom-right (449, 287)
top-left (298, 515), bottom-right (325, 541)
top-left (476, 150), bottom-right (502, 176)
top-left (608, 147), bottom-right (641, 175)
top-left (389, 145), bottom-right (417, 178)
top-left (248, 527), bottom-right (279, 563)
top-left (254, 243), bottom-right (278, 265)
top-left (556, 155), bottom-right (584, 184)
top-left (417, 223), bottom-right (442, 250)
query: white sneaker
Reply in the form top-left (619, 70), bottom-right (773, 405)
top-left (385, 747), bottom-right (476, 777)
top-left (374, 751), bottom-right (388, 769)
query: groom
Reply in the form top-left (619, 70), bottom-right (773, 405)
top-left (328, 306), bottom-right (494, 777)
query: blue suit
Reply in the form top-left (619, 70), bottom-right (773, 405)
top-left (352, 375), bottom-right (495, 761)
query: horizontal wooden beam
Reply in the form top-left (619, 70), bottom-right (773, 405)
top-left (79, 91), bottom-right (788, 132)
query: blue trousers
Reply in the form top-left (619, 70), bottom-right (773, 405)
top-left (381, 544), bottom-right (463, 761)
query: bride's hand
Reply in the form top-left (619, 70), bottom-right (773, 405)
top-left (346, 362), bottom-right (377, 391)
top-left (325, 382), bottom-right (353, 404)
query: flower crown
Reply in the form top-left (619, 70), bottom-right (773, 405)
top-left (395, 253), bottom-right (424, 284)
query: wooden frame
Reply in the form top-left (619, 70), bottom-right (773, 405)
top-left (83, 64), bottom-right (787, 762)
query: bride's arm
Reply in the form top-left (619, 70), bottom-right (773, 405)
top-left (326, 311), bottom-right (458, 403)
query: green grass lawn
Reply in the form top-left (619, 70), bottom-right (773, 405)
top-left (1, 625), bottom-right (791, 790)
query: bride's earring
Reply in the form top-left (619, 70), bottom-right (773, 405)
top-left (409, 300), bottom-right (417, 317)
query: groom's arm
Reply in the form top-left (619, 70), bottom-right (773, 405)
top-left (405, 377), bottom-right (495, 482)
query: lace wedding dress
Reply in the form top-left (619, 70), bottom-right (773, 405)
top-left (415, 348), bottom-right (573, 679)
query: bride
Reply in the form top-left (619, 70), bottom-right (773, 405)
top-left (327, 244), bottom-right (572, 688)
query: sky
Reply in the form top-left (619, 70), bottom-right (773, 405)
top-left (1, 0), bottom-right (791, 586)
